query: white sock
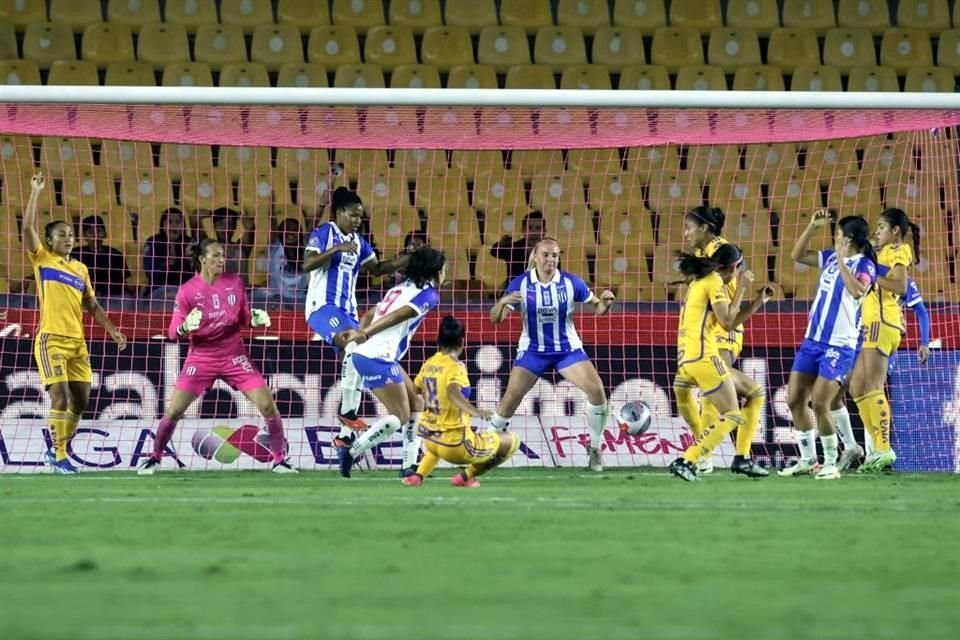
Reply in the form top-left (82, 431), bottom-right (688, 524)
top-left (796, 429), bottom-right (817, 463)
top-left (820, 433), bottom-right (839, 467)
top-left (586, 401), bottom-right (608, 449)
top-left (349, 415), bottom-right (401, 457)
top-left (339, 354), bottom-right (362, 416)
top-left (490, 413), bottom-right (509, 432)
top-left (401, 412), bottom-right (422, 469)
top-left (831, 407), bottom-right (857, 450)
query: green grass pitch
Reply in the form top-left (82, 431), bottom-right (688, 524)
top-left (2, 469), bottom-right (959, 640)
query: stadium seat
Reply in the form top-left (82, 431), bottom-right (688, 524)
top-left (530, 171), bottom-right (586, 213)
top-left (106, 0), bottom-right (160, 32)
top-left (768, 171), bottom-right (821, 220)
top-left (180, 168), bottom-right (233, 212)
top-left (0, 23), bottom-right (18, 60)
top-left (598, 206), bottom-right (654, 254)
top-left (391, 64), bottom-right (442, 88)
top-left (775, 233), bottom-right (820, 300)
top-left (847, 66), bottom-right (900, 91)
top-left (725, 0), bottom-right (780, 35)
top-left (885, 173), bottom-right (950, 240)
top-left (648, 172), bottom-right (703, 215)
top-left (0, 135), bottom-right (36, 172)
top-left (49, 0), bottom-right (102, 33)
top-left (251, 25), bottom-right (305, 70)
top-left (276, 147), bottom-right (329, 181)
top-left (444, 0), bottom-right (498, 34)
top-left (504, 64), bottom-right (556, 89)
top-left (446, 64), bottom-right (498, 88)
top-left (364, 25), bottom-right (418, 72)
top-left (451, 149), bottom-right (502, 175)
top-left (937, 30), bottom-right (960, 72)
top-left (296, 168), bottom-right (347, 212)
top-left (569, 148), bottom-right (622, 179)
top-left (687, 145), bottom-right (741, 181)
top-left (559, 65), bottom-right (612, 90)
top-left (22, 22), bottom-right (76, 67)
top-left (556, 0), bottom-right (610, 34)
top-left (675, 65), bottom-right (727, 91)
top-left (670, 0), bottom-right (722, 33)
top-left (425, 207), bottom-right (481, 253)
top-left (707, 28), bottom-right (762, 73)
top-left (723, 209), bottom-right (772, 278)
top-left (904, 66), bottom-right (956, 92)
top-left (331, 0), bottom-right (385, 31)
top-left (627, 145), bottom-right (679, 181)
top-left (650, 27), bottom-right (704, 73)
top-left (218, 146), bottom-right (272, 178)
top-left (596, 247), bottom-right (654, 301)
top-left (475, 250), bottom-right (509, 292)
top-left (588, 170), bottom-right (641, 210)
top-left (860, 138), bottom-right (911, 183)
top-left (0, 60), bottom-right (40, 85)
top-left (389, 0), bottom-right (442, 34)
top-left (612, 0), bottom-right (666, 34)
top-left (138, 24), bottom-right (190, 67)
top-left (3, 170), bottom-right (56, 209)
top-left (732, 65), bottom-right (785, 90)
top-left (159, 143), bottom-right (214, 178)
top-left (47, 60), bottom-right (99, 86)
top-left (473, 168), bottom-right (526, 212)
top-left (194, 24), bottom-right (248, 67)
top-left (0, 0), bottom-right (46, 30)
top-left (333, 63), bottom-right (386, 88)
top-left (790, 65), bottom-right (843, 91)
top-left (61, 167), bottom-right (115, 211)
top-left (825, 174), bottom-right (882, 214)
top-left (81, 23), bottom-right (135, 66)
top-left (781, 0), bottom-right (836, 32)
top-left (897, 0), bottom-right (950, 33)
top-left (307, 26), bottom-right (362, 67)
top-left (334, 149), bottom-right (389, 178)
top-left (499, 0), bottom-right (552, 34)
top-left (822, 28), bottom-right (877, 73)
top-left (397, 149), bottom-right (448, 180)
top-left (101, 140), bottom-right (154, 177)
top-left (804, 140), bottom-right (856, 176)
top-left (219, 63), bottom-right (270, 87)
top-left (618, 64), bottom-right (670, 90)
top-left (880, 29), bottom-right (933, 73)
top-left (591, 27), bottom-right (647, 72)
top-left (710, 172), bottom-right (763, 217)
top-left (743, 143), bottom-right (798, 180)
top-left (163, 0), bottom-right (218, 33)
top-left (477, 26), bottom-right (532, 73)
top-left (277, 63), bottom-right (328, 87)
top-left (220, 0), bottom-right (274, 33)
top-left (836, 0), bottom-right (890, 34)
top-left (104, 62), bottom-right (155, 85)
top-left (120, 168), bottom-right (173, 210)
top-left (368, 206), bottom-right (420, 257)
top-left (651, 242), bottom-right (684, 293)
top-left (766, 28), bottom-right (821, 73)
top-left (237, 171), bottom-right (291, 214)
top-left (162, 62), bottom-right (214, 86)
top-left (421, 26), bottom-right (475, 72)
top-left (277, 0), bottom-right (329, 32)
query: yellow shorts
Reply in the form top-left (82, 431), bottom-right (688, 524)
top-left (418, 425), bottom-right (503, 466)
top-left (717, 334), bottom-right (743, 363)
top-left (676, 355), bottom-right (730, 396)
top-left (34, 333), bottom-right (92, 387)
top-left (862, 321), bottom-right (902, 358)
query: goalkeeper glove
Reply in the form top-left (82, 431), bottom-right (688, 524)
top-left (251, 308), bottom-right (271, 328)
top-left (178, 308), bottom-right (202, 336)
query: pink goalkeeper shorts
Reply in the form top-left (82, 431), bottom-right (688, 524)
top-left (175, 352), bottom-right (268, 396)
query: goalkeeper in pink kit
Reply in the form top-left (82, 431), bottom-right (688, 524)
top-left (138, 238), bottom-right (297, 474)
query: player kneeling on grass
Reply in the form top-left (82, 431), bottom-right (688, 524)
top-left (404, 316), bottom-right (521, 488)
top-left (138, 238), bottom-right (296, 475)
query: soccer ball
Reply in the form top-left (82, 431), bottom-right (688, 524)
top-left (619, 400), bottom-right (652, 436)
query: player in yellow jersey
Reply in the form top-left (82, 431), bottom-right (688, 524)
top-left (22, 173), bottom-right (127, 474)
top-left (670, 249), bottom-right (773, 482)
top-left (674, 206), bottom-right (769, 477)
top-left (849, 208), bottom-right (920, 472)
top-left (402, 316), bottom-right (520, 488)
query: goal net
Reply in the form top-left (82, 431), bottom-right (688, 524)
top-left (1, 88), bottom-right (958, 473)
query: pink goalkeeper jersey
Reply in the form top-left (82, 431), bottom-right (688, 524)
top-left (168, 273), bottom-right (251, 356)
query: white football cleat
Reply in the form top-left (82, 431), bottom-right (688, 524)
top-left (838, 444), bottom-right (865, 471)
top-left (815, 464), bottom-right (841, 480)
top-left (271, 459), bottom-right (299, 474)
top-left (697, 457), bottom-right (715, 474)
top-left (777, 458), bottom-right (822, 477)
top-left (587, 447), bottom-right (603, 472)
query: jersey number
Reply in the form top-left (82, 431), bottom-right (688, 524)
top-left (422, 376), bottom-right (440, 413)
top-left (378, 289), bottom-right (404, 316)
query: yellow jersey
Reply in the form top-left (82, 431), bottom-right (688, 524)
top-left (415, 352), bottom-right (472, 431)
top-left (678, 272), bottom-right (728, 365)
top-left (28, 246), bottom-right (93, 340)
top-left (862, 243), bottom-right (912, 331)
top-left (695, 236), bottom-right (742, 346)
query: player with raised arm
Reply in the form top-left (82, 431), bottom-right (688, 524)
top-left (780, 212), bottom-right (876, 480)
top-left (303, 187), bottom-right (411, 439)
top-left (333, 247), bottom-right (446, 479)
top-left (668, 249), bottom-right (772, 482)
top-left (138, 238), bottom-right (296, 475)
top-left (402, 316), bottom-right (521, 487)
top-left (22, 172), bottom-right (127, 474)
top-left (487, 237), bottom-right (616, 472)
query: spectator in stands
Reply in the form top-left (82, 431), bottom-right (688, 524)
top-left (392, 231), bottom-right (429, 286)
top-left (143, 207), bottom-right (191, 299)
top-left (211, 207), bottom-right (253, 284)
top-left (74, 215), bottom-right (131, 300)
top-left (253, 218), bottom-right (308, 307)
top-left (489, 210), bottom-right (545, 286)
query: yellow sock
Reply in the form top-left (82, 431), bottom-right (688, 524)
top-left (675, 383), bottom-right (703, 438)
top-left (700, 399), bottom-right (720, 443)
top-left (855, 390), bottom-right (888, 452)
top-left (49, 410), bottom-right (70, 461)
top-left (415, 450), bottom-right (440, 478)
top-left (736, 385), bottom-right (765, 457)
top-left (65, 410), bottom-right (80, 443)
top-left (683, 410), bottom-right (745, 464)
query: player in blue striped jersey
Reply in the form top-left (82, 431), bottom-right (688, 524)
top-left (488, 237), bottom-right (617, 472)
top-left (303, 187), bottom-right (411, 436)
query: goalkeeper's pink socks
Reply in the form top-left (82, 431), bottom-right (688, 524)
top-left (152, 416), bottom-right (177, 458)
top-left (265, 415), bottom-right (287, 464)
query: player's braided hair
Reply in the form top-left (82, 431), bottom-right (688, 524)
top-left (405, 246), bottom-right (445, 287)
top-left (837, 215), bottom-right (877, 264)
top-left (880, 207), bottom-right (922, 263)
top-left (437, 316), bottom-right (465, 350)
top-left (191, 237), bottom-right (221, 272)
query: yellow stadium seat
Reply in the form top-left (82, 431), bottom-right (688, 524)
top-left (333, 63), bottom-right (386, 88)
top-left (220, 0), bottom-right (274, 33)
top-left (534, 26), bottom-right (588, 71)
top-left (47, 60), bottom-right (99, 85)
top-left (453, 149), bottom-right (502, 175)
top-left (159, 143), bottom-right (214, 178)
top-left (591, 27), bottom-right (646, 72)
top-left (101, 140), bottom-right (154, 177)
top-left (277, 63), bottom-right (328, 87)
top-left (194, 24), bottom-right (248, 67)
top-left (937, 30), bottom-right (960, 72)
top-left (675, 65), bottom-right (727, 90)
top-left (106, 0), bottom-right (160, 32)
top-left (595, 247), bottom-right (654, 301)
top-left (836, 0), bottom-right (889, 33)
top-left (218, 146), bottom-right (272, 178)
top-left (421, 26), bottom-right (474, 71)
top-left (768, 171), bottom-right (821, 219)
top-left (782, 0), bottom-right (836, 32)
top-left (296, 169), bottom-right (347, 213)
top-left (334, 149), bottom-right (389, 178)
top-left (391, 64), bottom-right (442, 88)
top-left (560, 65), bottom-right (612, 90)
top-left (588, 171), bottom-right (641, 211)
top-left (880, 29), bottom-right (933, 73)
top-left (511, 150), bottom-right (563, 178)
top-left (847, 66), bottom-right (900, 91)
top-left (569, 148), bottom-right (622, 179)
top-left (723, 207), bottom-right (772, 268)
top-left (732, 65), bottom-right (785, 90)
top-left (473, 168), bottom-right (526, 212)
top-left (766, 28), bottom-right (821, 73)
top-left (500, 0), bottom-right (552, 34)
top-left (368, 206), bottom-right (420, 257)
top-left (61, 167), bottom-right (115, 211)
top-left (0, 60), bottom-right (40, 85)
top-left (277, 0), bottom-right (329, 32)
top-left (219, 63), bottom-right (270, 87)
top-left (648, 172), bottom-right (703, 215)
top-left (825, 173), bottom-right (881, 213)
top-left (425, 207), bottom-right (481, 253)
top-left (331, 0), bottom-right (385, 31)
top-left (725, 0), bottom-right (780, 35)
top-left (237, 171), bottom-right (291, 214)
top-left (743, 143), bottom-right (798, 180)
top-left (598, 206), bottom-right (654, 252)
top-left (804, 140), bottom-right (857, 178)
top-left (884, 172), bottom-right (947, 237)
top-left (364, 25), bottom-right (417, 72)
top-left (556, 0), bottom-right (610, 34)
top-left (0, 22), bottom-right (16, 59)
top-left (618, 64), bottom-right (670, 90)
top-left (474, 250), bottom-right (508, 292)
top-left (710, 172), bottom-right (763, 216)
top-left (162, 62), bottom-right (213, 86)
top-left (104, 62), bottom-right (155, 85)
top-left (707, 28), bottom-right (762, 73)
top-left (446, 64), bottom-right (498, 88)
top-left (120, 168), bottom-right (173, 210)
top-left (860, 138), bottom-right (911, 183)
top-left (414, 168), bottom-right (468, 211)
top-left (3, 170), bottom-right (56, 209)
top-left (671, 0), bottom-right (722, 33)
top-left (790, 64), bottom-right (843, 91)
top-left (138, 24), bottom-right (190, 67)
top-left (478, 26), bottom-right (533, 73)
top-left (0, 135), bottom-right (35, 173)
top-left (627, 145), bottom-right (679, 181)
top-left (775, 234), bottom-right (819, 300)
top-left (389, 0), bottom-right (442, 34)
top-left (81, 23), bottom-right (135, 66)
top-left (612, 0), bottom-right (667, 34)
top-left (505, 64), bottom-right (556, 89)
top-left (651, 27), bottom-right (704, 73)
top-left (276, 147), bottom-right (329, 181)
top-left (397, 150), bottom-right (447, 181)
top-left (23, 22), bottom-right (76, 66)
top-left (251, 25), bottom-right (305, 70)
top-left (542, 207), bottom-right (594, 248)
top-left (0, 0), bottom-right (46, 30)
top-left (50, 0), bottom-right (101, 33)
top-left (898, 0), bottom-right (950, 33)
top-left (822, 28), bottom-right (877, 73)
top-left (180, 168), bottom-right (233, 212)
top-left (445, 0), bottom-right (498, 33)
top-left (687, 145), bottom-right (741, 181)
top-left (308, 26), bottom-right (361, 67)
top-left (164, 0), bottom-right (218, 33)
top-left (904, 66), bottom-right (955, 92)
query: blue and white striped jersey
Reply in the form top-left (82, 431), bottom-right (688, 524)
top-left (353, 281), bottom-right (440, 362)
top-left (805, 249), bottom-right (877, 349)
top-left (506, 269), bottom-right (593, 353)
top-left (304, 221), bottom-right (375, 321)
